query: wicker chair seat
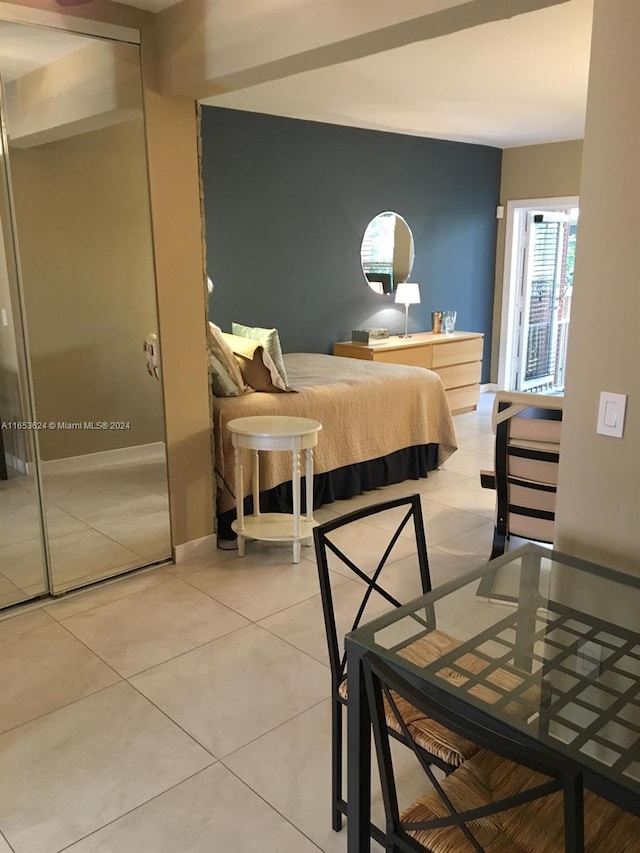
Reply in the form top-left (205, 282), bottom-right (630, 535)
top-left (401, 749), bottom-right (640, 852)
top-left (338, 676), bottom-right (478, 768)
top-left (341, 627), bottom-right (548, 769)
top-left (398, 630), bottom-right (547, 720)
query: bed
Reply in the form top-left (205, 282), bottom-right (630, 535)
top-left (212, 352), bottom-right (458, 538)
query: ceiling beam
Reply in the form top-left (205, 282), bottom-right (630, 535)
top-left (157, 0), bottom-right (569, 100)
top-left (5, 40), bottom-right (141, 147)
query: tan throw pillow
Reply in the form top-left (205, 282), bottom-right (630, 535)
top-left (207, 323), bottom-right (246, 394)
top-left (231, 322), bottom-right (288, 388)
top-left (221, 332), bottom-right (290, 393)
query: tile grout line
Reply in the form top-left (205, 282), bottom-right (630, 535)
top-left (0, 620), bottom-right (252, 847)
top-left (60, 613), bottom-right (252, 680)
top-left (173, 554), bottom-right (343, 625)
top-left (41, 484), bottom-right (169, 565)
top-left (123, 678), bottom-right (220, 759)
top-left (219, 762), bottom-right (325, 852)
top-left (0, 617), bottom-right (247, 742)
top-left (0, 562), bottom-right (170, 626)
top-left (252, 617), bottom-right (332, 671)
top-left (42, 567), bottom-right (174, 622)
top-left (220, 695), bottom-right (330, 763)
top-left (0, 680), bottom-right (122, 741)
top-left (0, 828), bottom-right (15, 853)
top-left (51, 762), bottom-right (217, 853)
top-left (121, 628), bottom-right (332, 773)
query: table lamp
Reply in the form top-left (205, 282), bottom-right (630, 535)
top-left (395, 281), bottom-right (420, 338)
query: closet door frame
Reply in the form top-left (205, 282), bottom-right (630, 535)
top-left (0, 8), bottom-right (172, 604)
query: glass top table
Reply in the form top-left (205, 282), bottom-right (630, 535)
top-left (344, 543), bottom-right (640, 852)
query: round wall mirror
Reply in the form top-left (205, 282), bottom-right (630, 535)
top-left (360, 211), bottom-right (415, 295)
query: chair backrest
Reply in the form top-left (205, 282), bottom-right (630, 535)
top-left (313, 494), bottom-right (431, 692)
top-left (362, 651), bottom-right (584, 853)
top-left (492, 390), bottom-right (563, 545)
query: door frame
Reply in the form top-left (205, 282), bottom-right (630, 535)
top-left (498, 196), bottom-right (579, 390)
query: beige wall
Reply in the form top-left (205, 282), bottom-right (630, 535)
top-left (491, 139), bottom-right (583, 380)
top-left (554, 0), bottom-right (639, 571)
top-left (10, 119), bottom-right (164, 461)
top-left (3, 0), bottom-right (213, 549)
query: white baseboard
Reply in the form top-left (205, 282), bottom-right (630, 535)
top-left (5, 452), bottom-right (27, 475)
top-left (173, 533), bottom-right (218, 563)
top-left (41, 441), bottom-right (166, 474)
top-left (481, 383), bottom-right (500, 392)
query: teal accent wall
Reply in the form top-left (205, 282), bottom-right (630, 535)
top-left (201, 107), bottom-right (501, 381)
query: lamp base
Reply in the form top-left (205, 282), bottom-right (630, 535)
top-left (398, 302), bottom-right (413, 339)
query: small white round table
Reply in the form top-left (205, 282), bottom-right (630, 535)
top-left (227, 415), bottom-right (323, 563)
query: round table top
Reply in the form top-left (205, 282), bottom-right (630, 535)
top-left (227, 415), bottom-right (323, 438)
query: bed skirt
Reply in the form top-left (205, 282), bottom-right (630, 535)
top-left (216, 442), bottom-right (439, 540)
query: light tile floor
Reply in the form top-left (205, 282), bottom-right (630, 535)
top-left (0, 447), bottom-right (171, 606)
top-left (0, 392), bottom-right (523, 852)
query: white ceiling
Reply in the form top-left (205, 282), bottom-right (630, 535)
top-left (200, 0), bottom-right (593, 149)
top-left (0, 0), bottom-right (593, 150)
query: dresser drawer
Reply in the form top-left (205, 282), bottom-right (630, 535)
top-left (431, 337), bottom-right (483, 368)
top-left (446, 384), bottom-right (481, 414)
top-left (371, 347), bottom-right (432, 369)
top-left (434, 361), bottom-right (482, 390)
top-left (334, 331), bottom-right (483, 415)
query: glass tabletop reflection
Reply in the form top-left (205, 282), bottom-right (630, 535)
top-left (348, 543), bottom-right (640, 809)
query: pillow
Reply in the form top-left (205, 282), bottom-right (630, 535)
top-left (231, 322), bottom-right (288, 388)
top-left (208, 351), bottom-right (243, 397)
top-left (221, 332), bottom-right (289, 392)
top-left (207, 322), bottom-right (246, 396)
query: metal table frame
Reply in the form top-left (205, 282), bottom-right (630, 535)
top-left (345, 544), bottom-right (640, 852)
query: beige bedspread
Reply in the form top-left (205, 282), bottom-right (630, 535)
top-left (212, 352), bottom-right (457, 514)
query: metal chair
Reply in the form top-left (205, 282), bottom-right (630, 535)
top-left (364, 650), bottom-right (640, 852)
top-left (481, 391), bottom-right (563, 560)
top-left (363, 650), bottom-right (587, 852)
top-left (313, 494), bottom-right (479, 836)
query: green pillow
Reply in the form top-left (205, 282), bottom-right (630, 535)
top-left (232, 322), bottom-right (288, 387)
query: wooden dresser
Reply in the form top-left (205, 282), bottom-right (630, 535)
top-left (333, 331), bottom-right (484, 414)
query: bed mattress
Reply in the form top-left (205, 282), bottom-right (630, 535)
top-left (211, 352), bottom-right (457, 514)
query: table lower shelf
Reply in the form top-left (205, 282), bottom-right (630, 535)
top-left (232, 513), bottom-right (318, 543)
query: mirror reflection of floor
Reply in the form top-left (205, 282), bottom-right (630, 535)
top-left (0, 445), bottom-right (171, 607)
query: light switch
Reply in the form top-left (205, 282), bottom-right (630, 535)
top-left (1, 308), bottom-right (7, 327)
top-left (597, 391), bottom-right (627, 438)
top-left (603, 401), bottom-right (618, 428)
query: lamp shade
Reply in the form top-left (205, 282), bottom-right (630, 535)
top-left (395, 281), bottom-right (420, 305)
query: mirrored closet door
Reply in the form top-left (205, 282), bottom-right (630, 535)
top-left (0, 19), bottom-right (171, 603)
top-left (0, 94), bottom-right (48, 607)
